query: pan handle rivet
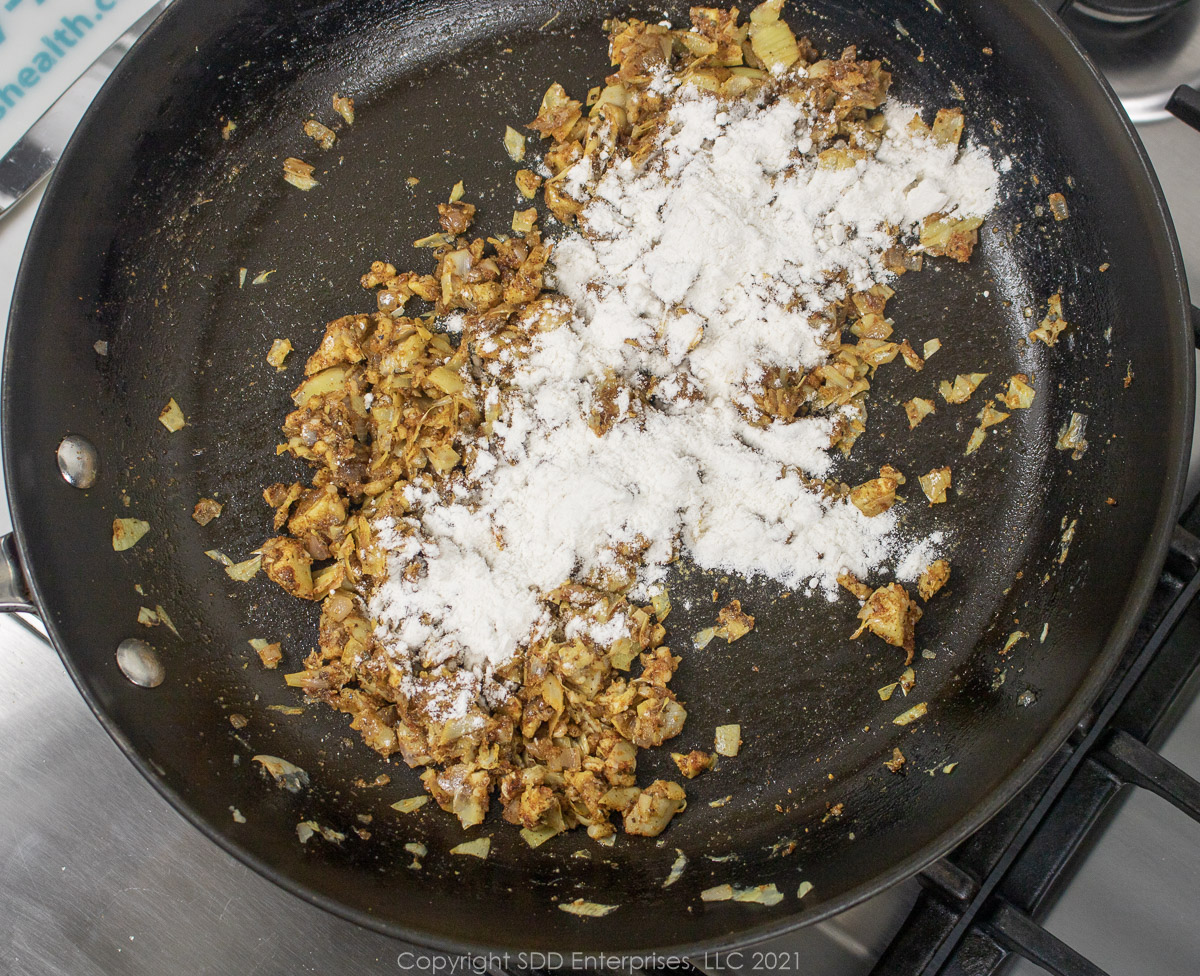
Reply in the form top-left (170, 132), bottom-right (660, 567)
top-left (116, 638), bottom-right (165, 688)
top-left (57, 434), bottom-right (99, 489)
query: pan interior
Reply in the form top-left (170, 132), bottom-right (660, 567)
top-left (2, 0), bottom-right (1189, 955)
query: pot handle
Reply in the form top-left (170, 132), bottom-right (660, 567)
top-left (1167, 86), bottom-right (1200, 135)
top-left (0, 534), bottom-right (37, 614)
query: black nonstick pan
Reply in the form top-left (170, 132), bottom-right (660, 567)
top-left (1, 0), bottom-right (1193, 958)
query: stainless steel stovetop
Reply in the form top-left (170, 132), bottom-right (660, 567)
top-left (0, 3), bottom-right (1198, 974)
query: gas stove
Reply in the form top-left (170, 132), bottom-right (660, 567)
top-left (1, 2), bottom-right (1198, 975)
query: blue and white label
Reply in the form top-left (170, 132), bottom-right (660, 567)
top-left (0, 0), bottom-right (159, 155)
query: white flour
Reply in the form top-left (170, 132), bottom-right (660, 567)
top-left (369, 82), bottom-right (998, 711)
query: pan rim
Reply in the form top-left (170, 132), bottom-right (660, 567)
top-left (3, 0), bottom-right (1194, 960)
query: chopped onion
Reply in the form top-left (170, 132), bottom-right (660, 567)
top-left (701, 883), bottom-right (734, 902)
top-left (733, 883), bottom-right (783, 906)
top-left (715, 724), bottom-right (742, 757)
top-left (701, 883), bottom-right (783, 906)
top-left (158, 398), bottom-right (185, 432)
top-left (112, 518), bottom-right (150, 551)
top-left (267, 338), bottom-right (293, 370)
top-left (504, 126), bottom-right (527, 161)
top-left (663, 850), bottom-right (688, 888)
top-left (282, 157), bottom-right (318, 191)
top-left (892, 702), bottom-right (928, 726)
top-left (520, 823), bottom-right (562, 848)
top-left (449, 837), bottom-right (491, 859)
top-left (558, 898), bottom-right (618, 917)
top-left (253, 755), bottom-right (309, 792)
top-left (297, 820), bottom-right (344, 843)
top-left (225, 555), bottom-right (262, 582)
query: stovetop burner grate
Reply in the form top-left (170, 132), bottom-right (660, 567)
top-left (872, 510), bottom-right (1200, 976)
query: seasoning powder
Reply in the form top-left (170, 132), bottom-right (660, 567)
top-left (370, 83), bottom-right (998, 715)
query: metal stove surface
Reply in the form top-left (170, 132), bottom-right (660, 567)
top-left (0, 2), bottom-right (1198, 974)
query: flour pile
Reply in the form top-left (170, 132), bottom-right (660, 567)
top-left (369, 81), bottom-right (998, 707)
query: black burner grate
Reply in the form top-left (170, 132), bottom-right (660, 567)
top-left (872, 517), bottom-right (1200, 976)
